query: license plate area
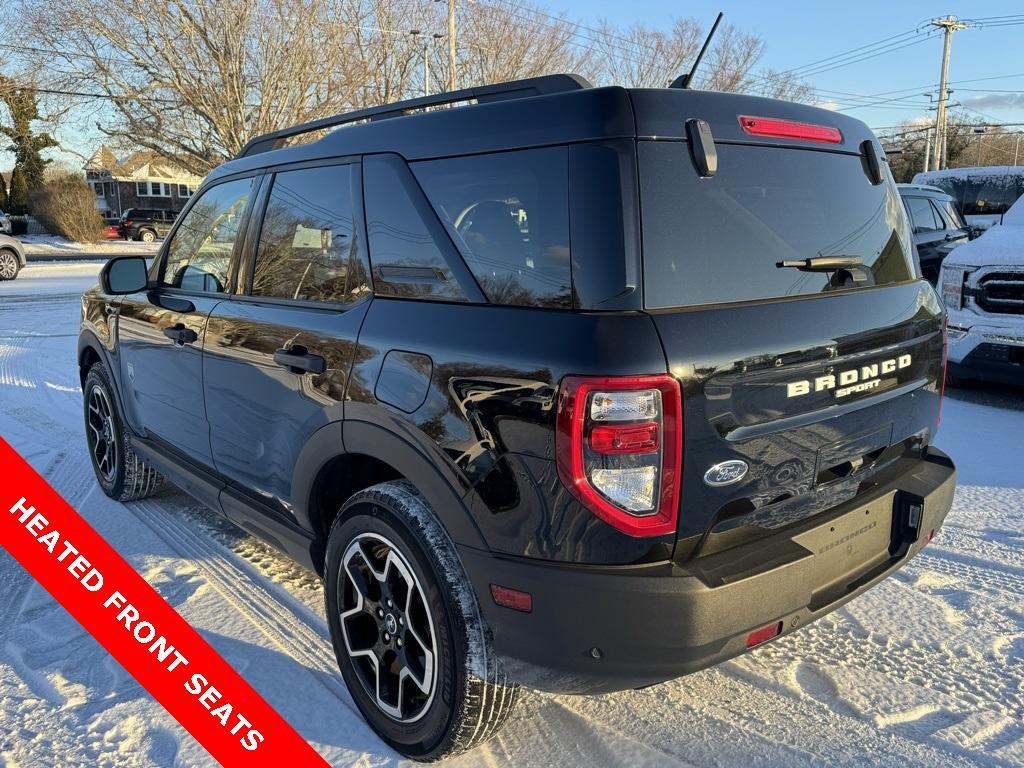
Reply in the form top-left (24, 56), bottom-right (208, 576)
top-left (794, 493), bottom-right (894, 606)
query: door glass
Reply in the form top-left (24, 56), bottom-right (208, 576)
top-left (162, 178), bottom-right (253, 293)
top-left (906, 197), bottom-right (941, 233)
top-left (251, 164), bottom-right (370, 304)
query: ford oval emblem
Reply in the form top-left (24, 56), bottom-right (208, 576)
top-left (703, 460), bottom-right (749, 487)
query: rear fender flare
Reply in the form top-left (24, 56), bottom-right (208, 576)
top-left (334, 419), bottom-right (488, 550)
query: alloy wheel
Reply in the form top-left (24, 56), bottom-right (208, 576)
top-left (339, 532), bottom-right (438, 723)
top-left (0, 252), bottom-right (17, 280)
top-left (86, 384), bottom-right (118, 482)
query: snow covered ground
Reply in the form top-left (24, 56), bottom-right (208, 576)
top-left (0, 262), bottom-right (1021, 767)
top-left (20, 236), bottom-right (160, 256)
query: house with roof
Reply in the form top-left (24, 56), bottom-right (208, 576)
top-left (84, 146), bottom-right (204, 218)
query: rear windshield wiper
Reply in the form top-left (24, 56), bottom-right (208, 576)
top-left (776, 256), bottom-right (864, 272)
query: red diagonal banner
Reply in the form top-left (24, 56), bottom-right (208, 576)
top-left (0, 437), bottom-right (330, 767)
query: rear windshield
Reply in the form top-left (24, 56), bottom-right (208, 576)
top-left (639, 142), bottom-right (915, 309)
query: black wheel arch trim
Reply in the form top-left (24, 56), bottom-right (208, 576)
top-left (309, 419), bottom-right (489, 552)
top-left (78, 331), bottom-right (127, 415)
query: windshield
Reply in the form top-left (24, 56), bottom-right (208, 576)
top-left (639, 142), bottom-right (916, 309)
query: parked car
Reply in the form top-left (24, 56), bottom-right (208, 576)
top-left (103, 217), bottom-right (121, 240)
top-left (940, 195), bottom-right (1024, 386)
top-left (0, 233), bottom-right (26, 280)
top-left (913, 166), bottom-right (1024, 232)
top-left (898, 183), bottom-right (972, 284)
top-left (79, 75), bottom-right (955, 761)
top-left (0, 209), bottom-right (11, 235)
top-left (118, 208), bottom-right (178, 242)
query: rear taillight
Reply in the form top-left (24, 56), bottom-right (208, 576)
top-left (738, 115), bottom-right (842, 144)
top-left (556, 375), bottom-right (682, 537)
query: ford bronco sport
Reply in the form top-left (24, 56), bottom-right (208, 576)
top-left (79, 74), bottom-right (956, 761)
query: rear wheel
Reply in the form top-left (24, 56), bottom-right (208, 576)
top-left (0, 249), bottom-right (19, 280)
top-left (325, 481), bottom-right (518, 761)
top-left (138, 229), bottom-right (156, 243)
top-left (83, 362), bottom-right (164, 501)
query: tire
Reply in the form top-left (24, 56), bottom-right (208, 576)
top-left (0, 249), bottom-right (20, 280)
top-left (138, 229), bottom-right (156, 243)
top-left (325, 481), bottom-right (518, 761)
top-left (83, 362), bottom-right (164, 501)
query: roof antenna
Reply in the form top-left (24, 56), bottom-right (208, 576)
top-left (670, 12), bottom-right (724, 89)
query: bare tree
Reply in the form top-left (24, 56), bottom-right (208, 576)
top-left (16, 0), bottom-right (811, 176)
top-left (589, 17), bottom-right (810, 101)
top-left (18, 0), bottom-right (378, 173)
top-left (590, 18), bottom-right (702, 88)
top-left (457, 1), bottom-right (593, 88)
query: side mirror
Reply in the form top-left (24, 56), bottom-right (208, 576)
top-left (100, 256), bottom-right (149, 295)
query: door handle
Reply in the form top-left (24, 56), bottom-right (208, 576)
top-left (274, 346), bottom-right (327, 375)
top-left (163, 323), bottom-right (198, 346)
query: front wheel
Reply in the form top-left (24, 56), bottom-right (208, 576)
top-left (83, 362), bottom-right (164, 501)
top-left (0, 249), bottom-right (19, 280)
top-left (325, 481), bottom-right (518, 761)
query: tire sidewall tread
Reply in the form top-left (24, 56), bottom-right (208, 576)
top-left (324, 481), bottom-right (518, 761)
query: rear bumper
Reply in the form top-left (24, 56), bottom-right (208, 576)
top-left (460, 447), bottom-right (956, 694)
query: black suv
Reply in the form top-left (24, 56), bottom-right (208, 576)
top-left (898, 183), bottom-right (973, 284)
top-left (118, 208), bottom-right (179, 242)
top-left (79, 75), bottom-right (955, 761)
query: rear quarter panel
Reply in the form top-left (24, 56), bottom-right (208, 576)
top-left (347, 298), bottom-right (672, 564)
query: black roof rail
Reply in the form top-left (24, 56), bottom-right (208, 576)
top-left (235, 73), bottom-right (592, 159)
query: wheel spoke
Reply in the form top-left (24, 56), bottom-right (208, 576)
top-left (338, 532), bottom-right (438, 724)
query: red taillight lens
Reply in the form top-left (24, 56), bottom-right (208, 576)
top-left (738, 116), bottom-right (842, 144)
top-left (589, 422), bottom-right (659, 455)
top-left (555, 375), bottom-right (682, 537)
top-left (746, 621), bottom-right (782, 648)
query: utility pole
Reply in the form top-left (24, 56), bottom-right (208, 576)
top-left (930, 16), bottom-right (968, 171)
top-left (923, 126), bottom-right (932, 173)
top-left (1015, 133), bottom-right (1021, 166)
top-left (447, 0), bottom-right (457, 91)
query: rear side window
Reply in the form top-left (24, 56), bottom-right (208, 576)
top-left (363, 154), bottom-right (467, 302)
top-left (413, 147), bottom-right (572, 308)
top-left (639, 142), bottom-right (915, 309)
top-left (162, 177), bottom-right (253, 293)
top-left (906, 197), bottom-right (942, 233)
top-left (251, 164), bottom-right (369, 305)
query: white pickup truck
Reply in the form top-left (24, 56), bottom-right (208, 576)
top-left (940, 196), bottom-right (1024, 385)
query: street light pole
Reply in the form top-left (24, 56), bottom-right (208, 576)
top-left (447, 0), bottom-right (457, 91)
top-left (409, 30), bottom-right (445, 97)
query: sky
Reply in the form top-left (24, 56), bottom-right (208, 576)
top-left (557, 0), bottom-right (1024, 135)
top-left (18, 1), bottom-right (1024, 169)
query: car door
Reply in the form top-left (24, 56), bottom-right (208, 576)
top-left (116, 175), bottom-right (257, 467)
top-left (202, 161), bottom-right (371, 519)
top-left (903, 196), bottom-right (946, 283)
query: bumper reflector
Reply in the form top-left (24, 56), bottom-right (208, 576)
top-left (490, 584), bottom-right (533, 613)
top-left (746, 621), bottom-right (783, 648)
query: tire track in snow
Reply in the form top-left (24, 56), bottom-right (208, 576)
top-left (129, 496), bottom-right (357, 710)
